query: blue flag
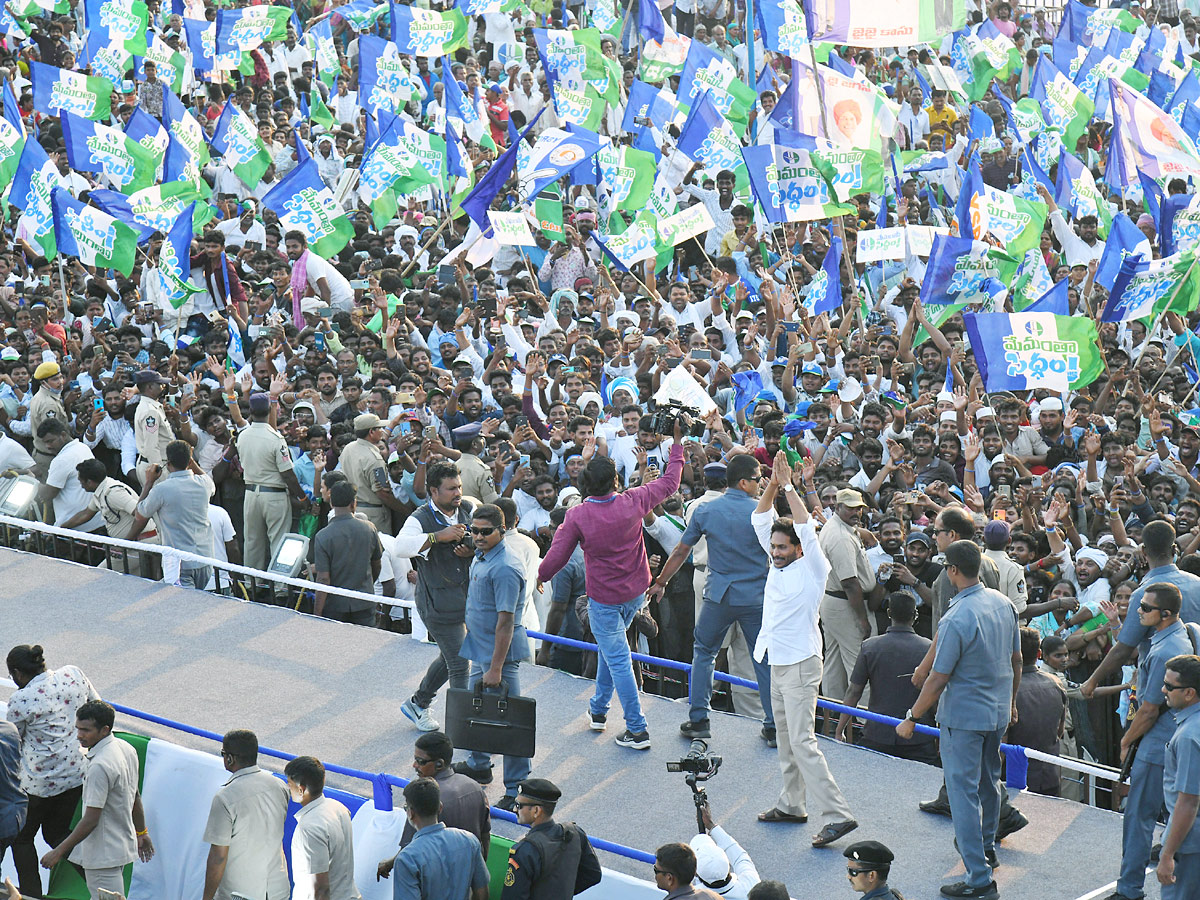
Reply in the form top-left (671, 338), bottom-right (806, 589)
top-left (183, 17), bottom-right (214, 74)
top-left (964, 310), bottom-right (1103, 391)
top-left (968, 105), bottom-right (995, 143)
top-left (805, 237), bottom-right (843, 315)
top-left (446, 120), bottom-right (470, 179)
top-left (87, 190), bottom-right (157, 242)
top-left (1023, 277), bottom-right (1070, 315)
top-left (459, 107), bottom-right (545, 229)
top-left (920, 234), bottom-right (1012, 306)
top-left (1160, 193), bottom-right (1200, 258)
top-left (637, 0), bottom-right (665, 44)
top-left (1094, 210), bottom-right (1146, 290)
top-left (11, 139), bottom-right (59, 257)
top-left (2, 78), bottom-right (21, 137)
top-left (30, 61), bottom-right (114, 121)
top-left (442, 56), bottom-right (483, 141)
top-left (676, 91), bottom-right (743, 173)
top-left (732, 371), bottom-right (764, 412)
top-left (622, 80), bottom-right (674, 160)
top-left (156, 200), bottom-right (204, 309)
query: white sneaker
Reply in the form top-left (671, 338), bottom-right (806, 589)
top-left (401, 698), bottom-right (440, 732)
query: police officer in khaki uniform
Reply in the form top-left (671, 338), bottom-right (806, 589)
top-left (29, 361), bottom-right (68, 477)
top-left (502, 779), bottom-right (601, 900)
top-left (237, 393), bottom-right (306, 571)
top-left (339, 413), bottom-right (401, 534)
top-left (132, 370), bottom-right (174, 488)
top-left (453, 423), bottom-right (498, 504)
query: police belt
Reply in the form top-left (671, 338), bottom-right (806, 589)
top-left (358, 499), bottom-right (383, 507)
top-left (245, 484), bottom-right (287, 493)
top-left (826, 589), bottom-right (848, 599)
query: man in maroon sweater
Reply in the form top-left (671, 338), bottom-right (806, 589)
top-left (538, 418), bottom-right (687, 750)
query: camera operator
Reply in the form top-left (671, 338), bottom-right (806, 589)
top-left (689, 800), bottom-right (760, 899)
top-left (538, 412), bottom-right (688, 751)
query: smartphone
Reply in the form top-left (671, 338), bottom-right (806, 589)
top-left (398, 421), bottom-right (411, 435)
top-left (691, 349), bottom-right (713, 360)
top-left (997, 484), bottom-right (1013, 500)
top-left (437, 264), bottom-right (455, 287)
top-left (562, 366), bottom-right (577, 374)
top-left (313, 332), bottom-right (326, 351)
top-left (93, 396), bottom-right (105, 411)
top-left (1031, 475), bottom-right (1042, 489)
top-left (316, 306), bottom-right (333, 317)
top-left (206, 310), bottom-right (224, 323)
top-left (372, 466), bottom-right (388, 489)
top-left (350, 279), bottom-right (370, 290)
top-left (244, 240), bottom-right (262, 251)
top-left (396, 392), bottom-right (415, 404)
top-left (14, 279), bottom-right (24, 292)
top-left (519, 453), bottom-right (530, 468)
top-left (515, 415), bottom-right (529, 427)
top-left (754, 427), bottom-right (764, 440)
top-left (899, 362), bottom-right (915, 374)
top-left (880, 324), bottom-right (894, 336)
top-left (782, 321), bottom-right (801, 333)
top-left (1114, 475), bottom-right (1124, 487)
top-left (666, 357), bottom-right (683, 368)
top-left (97, 891), bottom-right (126, 900)
top-left (68, 379), bottom-right (80, 391)
top-left (994, 508), bottom-right (1007, 522)
top-left (953, 340), bottom-right (965, 354)
top-left (424, 426), bottom-right (437, 441)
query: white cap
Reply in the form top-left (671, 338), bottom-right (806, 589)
top-left (936, 390), bottom-right (954, 402)
top-left (1040, 397), bottom-right (1063, 411)
top-left (688, 834), bottom-right (730, 884)
top-left (577, 391), bottom-right (603, 411)
top-left (940, 411), bottom-right (957, 422)
top-left (977, 406), bottom-right (997, 418)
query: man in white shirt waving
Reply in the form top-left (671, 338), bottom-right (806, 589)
top-left (751, 451), bottom-right (858, 849)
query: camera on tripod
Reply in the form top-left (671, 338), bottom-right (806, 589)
top-left (667, 740), bottom-right (723, 832)
top-left (645, 401), bottom-right (707, 438)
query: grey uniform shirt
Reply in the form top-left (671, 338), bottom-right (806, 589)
top-left (138, 470), bottom-right (215, 566)
top-left (933, 583), bottom-right (1021, 732)
top-left (202, 765), bottom-right (290, 900)
top-left (290, 795), bottom-right (361, 900)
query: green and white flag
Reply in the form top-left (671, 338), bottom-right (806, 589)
top-left (551, 82), bottom-right (606, 131)
top-left (810, 144), bottom-right (885, 204)
top-left (144, 35), bottom-right (187, 95)
top-left (86, 0), bottom-right (150, 55)
top-left (0, 113), bottom-right (24, 184)
top-left (1011, 248), bottom-right (1056, 311)
top-left (309, 94), bottom-right (337, 131)
top-left (87, 41), bottom-right (135, 89)
top-left (488, 210), bottom-right (536, 245)
top-left (1034, 60), bottom-right (1095, 148)
top-left (962, 184), bottom-right (1048, 257)
top-left (61, 111), bottom-right (160, 195)
top-left (211, 101), bottom-right (272, 188)
top-left (534, 184), bottom-right (565, 243)
top-left (641, 24), bottom-right (690, 84)
top-left (596, 140), bottom-right (655, 211)
top-left (656, 203), bottom-right (715, 248)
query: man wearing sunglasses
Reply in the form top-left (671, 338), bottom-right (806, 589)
top-left (455, 504), bottom-right (531, 811)
top-left (1108, 583), bottom-right (1193, 900)
top-left (501, 778), bottom-right (600, 899)
top-left (1158, 654), bottom-right (1200, 900)
top-left (843, 840), bottom-right (902, 899)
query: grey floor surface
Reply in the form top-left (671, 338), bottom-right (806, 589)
top-left (0, 547), bottom-right (1151, 899)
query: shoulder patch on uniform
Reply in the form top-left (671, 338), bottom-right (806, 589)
top-left (44, 410), bottom-right (56, 418)
top-left (504, 867), bottom-right (515, 887)
top-left (145, 416), bottom-right (157, 428)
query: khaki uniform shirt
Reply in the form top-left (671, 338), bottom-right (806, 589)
top-left (986, 548), bottom-right (1028, 614)
top-left (290, 795), bottom-right (361, 900)
top-left (134, 395), bottom-right (174, 465)
top-left (89, 477), bottom-right (152, 538)
top-left (29, 388), bottom-right (66, 456)
top-left (236, 422), bottom-right (293, 487)
top-left (202, 765), bottom-right (291, 900)
top-left (819, 513), bottom-right (877, 595)
top-left (339, 438), bottom-right (386, 505)
top-left (456, 453), bottom-right (497, 505)
top-left (70, 734), bottom-right (139, 870)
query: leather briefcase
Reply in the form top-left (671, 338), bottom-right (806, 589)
top-left (446, 681), bottom-right (537, 758)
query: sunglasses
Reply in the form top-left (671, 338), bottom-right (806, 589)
top-left (413, 755), bottom-right (436, 765)
top-left (652, 866), bottom-right (669, 876)
top-left (847, 867), bottom-right (873, 877)
top-left (471, 526), bottom-right (497, 536)
top-left (1164, 682), bottom-right (1190, 692)
top-left (512, 800), bottom-right (541, 809)
top-left (1139, 602), bottom-right (1162, 613)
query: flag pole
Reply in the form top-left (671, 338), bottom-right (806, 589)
top-left (56, 255), bottom-right (68, 318)
top-left (1134, 255), bottom-right (1200, 367)
top-left (400, 215), bottom-right (456, 279)
top-left (747, 0), bottom-right (757, 143)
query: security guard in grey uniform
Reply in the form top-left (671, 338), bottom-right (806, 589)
top-left (237, 393), bottom-right (306, 571)
top-left (132, 369), bottom-right (174, 488)
top-left (339, 413), bottom-right (401, 534)
top-left (28, 361), bottom-right (68, 477)
top-left (502, 779), bottom-right (601, 900)
top-left (844, 841), bottom-right (904, 899)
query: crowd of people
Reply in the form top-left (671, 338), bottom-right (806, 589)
top-left (5, 0), bottom-right (1200, 896)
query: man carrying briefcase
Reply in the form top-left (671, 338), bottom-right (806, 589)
top-left (453, 504), bottom-right (533, 810)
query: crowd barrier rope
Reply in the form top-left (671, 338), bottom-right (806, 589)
top-left (0, 514), bottom-right (1123, 795)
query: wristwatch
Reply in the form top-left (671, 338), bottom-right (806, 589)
top-left (782, 483), bottom-right (795, 493)
top-left (904, 708), bottom-right (918, 722)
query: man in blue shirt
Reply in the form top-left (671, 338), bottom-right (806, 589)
top-left (896, 540), bottom-right (1020, 900)
top-left (455, 503), bottom-right (531, 809)
top-left (1109, 582), bottom-right (1194, 900)
top-left (1081, 521), bottom-right (1200, 699)
top-left (1159, 654), bottom-right (1200, 900)
top-left (650, 453), bottom-right (774, 743)
top-left (391, 778), bottom-right (489, 900)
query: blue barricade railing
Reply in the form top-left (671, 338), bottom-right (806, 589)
top-left (107, 700), bottom-right (656, 864)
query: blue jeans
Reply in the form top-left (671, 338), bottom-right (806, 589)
top-left (942, 726), bottom-right (1004, 890)
top-left (689, 600), bottom-right (773, 728)
top-left (1118, 754), bottom-right (1164, 898)
top-left (588, 596), bottom-right (648, 734)
top-left (466, 661), bottom-right (532, 798)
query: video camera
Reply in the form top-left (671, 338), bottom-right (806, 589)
top-left (645, 401), bottom-right (706, 438)
top-left (666, 740), bottom-right (723, 832)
